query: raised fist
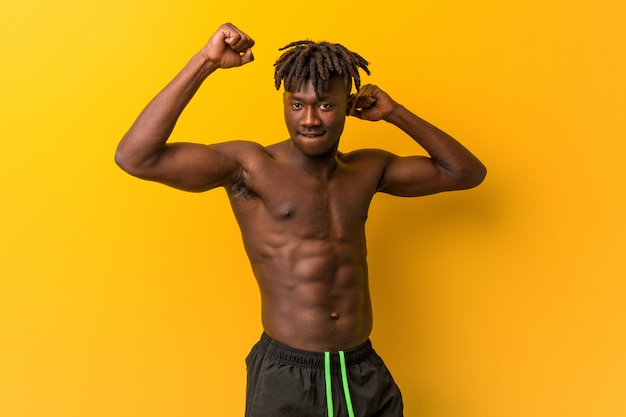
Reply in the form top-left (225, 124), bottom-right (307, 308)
top-left (200, 23), bottom-right (255, 69)
top-left (349, 84), bottom-right (399, 122)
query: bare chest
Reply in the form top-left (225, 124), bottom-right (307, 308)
top-left (228, 164), bottom-right (378, 239)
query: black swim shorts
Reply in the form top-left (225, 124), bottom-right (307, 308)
top-left (244, 333), bottom-right (404, 417)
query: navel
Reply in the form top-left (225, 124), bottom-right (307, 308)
top-left (330, 312), bottom-right (340, 320)
top-left (281, 208), bottom-right (294, 218)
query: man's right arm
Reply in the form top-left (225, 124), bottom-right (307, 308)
top-left (115, 23), bottom-right (255, 192)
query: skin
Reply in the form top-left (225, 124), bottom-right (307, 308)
top-left (115, 23), bottom-right (487, 352)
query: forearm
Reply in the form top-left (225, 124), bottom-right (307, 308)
top-left (384, 105), bottom-right (487, 187)
top-left (115, 53), bottom-right (219, 172)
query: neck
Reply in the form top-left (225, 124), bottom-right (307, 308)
top-left (288, 141), bottom-right (340, 179)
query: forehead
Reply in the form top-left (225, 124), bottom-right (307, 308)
top-left (285, 77), bottom-right (348, 100)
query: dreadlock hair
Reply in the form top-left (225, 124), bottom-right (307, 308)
top-left (274, 40), bottom-right (370, 97)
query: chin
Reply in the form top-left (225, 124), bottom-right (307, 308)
top-left (301, 143), bottom-right (339, 158)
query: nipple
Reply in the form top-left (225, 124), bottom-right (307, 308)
top-left (330, 312), bottom-right (340, 320)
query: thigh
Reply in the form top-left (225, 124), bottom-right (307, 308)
top-left (245, 345), bottom-right (326, 417)
top-left (348, 351), bottom-right (404, 417)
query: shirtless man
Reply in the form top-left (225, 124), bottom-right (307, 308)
top-left (115, 23), bottom-right (486, 417)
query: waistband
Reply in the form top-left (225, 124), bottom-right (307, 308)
top-left (258, 333), bottom-right (374, 369)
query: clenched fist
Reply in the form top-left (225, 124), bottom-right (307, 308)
top-left (200, 23), bottom-right (255, 69)
top-left (349, 84), bottom-right (400, 122)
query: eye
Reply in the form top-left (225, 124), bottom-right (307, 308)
top-left (291, 103), bottom-right (303, 110)
top-left (319, 103), bottom-right (333, 111)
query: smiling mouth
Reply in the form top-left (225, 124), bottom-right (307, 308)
top-left (299, 131), bottom-right (325, 138)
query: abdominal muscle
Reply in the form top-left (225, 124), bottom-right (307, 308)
top-left (249, 238), bottom-right (374, 352)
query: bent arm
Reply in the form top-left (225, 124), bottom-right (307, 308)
top-left (380, 105), bottom-right (487, 196)
top-left (115, 23), bottom-right (255, 192)
top-left (351, 84), bottom-right (486, 196)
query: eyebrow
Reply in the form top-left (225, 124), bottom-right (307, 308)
top-left (288, 93), bottom-right (332, 102)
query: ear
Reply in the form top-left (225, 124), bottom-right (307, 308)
top-left (346, 94), bottom-right (356, 115)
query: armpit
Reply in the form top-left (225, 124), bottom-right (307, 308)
top-left (230, 170), bottom-right (258, 200)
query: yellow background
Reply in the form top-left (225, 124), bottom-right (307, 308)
top-left (1, 0), bottom-right (625, 416)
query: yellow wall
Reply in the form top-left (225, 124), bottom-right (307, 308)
top-left (1, 0), bottom-right (625, 416)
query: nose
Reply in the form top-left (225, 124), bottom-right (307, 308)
top-left (301, 106), bottom-right (321, 127)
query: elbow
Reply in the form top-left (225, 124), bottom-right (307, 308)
top-left (114, 144), bottom-right (146, 178)
top-left (458, 163), bottom-right (487, 190)
top-left (114, 145), bottom-right (133, 174)
top-left (444, 161), bottom-right (486, 191)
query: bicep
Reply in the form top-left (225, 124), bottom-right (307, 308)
top-left (132, 142), bottom-right (242, 192)
top-left (378, 154), bottom-right (461, 197)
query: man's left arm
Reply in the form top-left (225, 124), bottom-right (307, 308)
top-left (350, 84), bottom-right (487, 196)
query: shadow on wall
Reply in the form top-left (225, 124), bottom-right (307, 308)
top-left (365, 181), bottom-right (503, 412)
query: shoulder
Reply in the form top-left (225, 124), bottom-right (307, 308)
top-left (339, 148), bottom-right (397, 167)
top-left (212, 140), bottom-right (269, 157)
top-left (210, 140), bottom-right (280, 169)
top-left (336, 149), bottom-right (399, 190)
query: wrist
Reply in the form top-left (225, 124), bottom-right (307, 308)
top-left (194, 51), bottom-right (220, 75)
top-left (382, 104), bottom-right (404, 123)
